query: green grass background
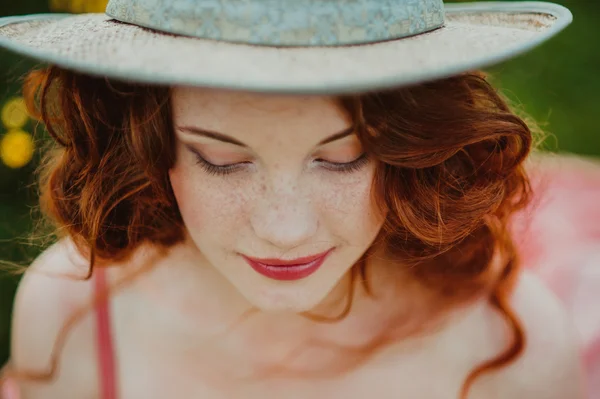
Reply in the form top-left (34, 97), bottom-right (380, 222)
top-left (1, 0), bottom-right (599, 366)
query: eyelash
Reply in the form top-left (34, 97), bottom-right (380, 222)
top-left (190, 150), bottom-right (369, 177)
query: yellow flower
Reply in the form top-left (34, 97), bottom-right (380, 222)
top-left (1, 97), bottom-right (29, 129)
top-left (50, 0), bottom-right (108, 13)
top-left (85, 0), bottom-right (109, 12)
top-left (69, 0), bottom-right (86, 13)
top-left (0, 129), bottom-right (35, 169)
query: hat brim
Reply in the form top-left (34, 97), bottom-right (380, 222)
top-left (0, 1), bottom-right (572, 94)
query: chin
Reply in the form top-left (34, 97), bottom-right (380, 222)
top-left (242, 284), bottom-right (331, 314)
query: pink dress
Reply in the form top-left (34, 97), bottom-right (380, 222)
top-left (512, 154), bottom-right (600, 398)
top-left (2, 153), bottom-right (599, 399)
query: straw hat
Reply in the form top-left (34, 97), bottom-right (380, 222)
top-left (0, 0), bottom-right (572, 94)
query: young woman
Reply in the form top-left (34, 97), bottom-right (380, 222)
top-left (0, 0), bottom-right (587, 398)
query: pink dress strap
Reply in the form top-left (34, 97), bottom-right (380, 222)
top-left (0, 373), bottom-right (20, 399)
top-left (1, 268), bottom-right (119, 399)
top-left (94, 267), bottom-right (119, 399)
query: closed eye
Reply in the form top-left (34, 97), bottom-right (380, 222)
top-left (314, 153), bottom-right (369, 173)
top-left (189, 148), bottom-right (369, 177)
top-left (192, 151), bottom-right (247, 176)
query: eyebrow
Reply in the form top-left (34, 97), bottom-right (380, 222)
top-left (176, 125), bottom-right (355, 148)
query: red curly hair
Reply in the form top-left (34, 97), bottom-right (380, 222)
top-left (6, 65), bottom-right (533, 398)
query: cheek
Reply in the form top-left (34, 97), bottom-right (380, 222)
top-left (168, 163), bottom-right (248, 239)
top-left (320, 170), bottom-right (384, 243)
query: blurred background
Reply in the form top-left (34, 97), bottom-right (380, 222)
top-left (0, 0), bottom-right (599, 367)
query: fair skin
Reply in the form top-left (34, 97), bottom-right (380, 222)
top-left (9, 88), bottom-right (583, 399)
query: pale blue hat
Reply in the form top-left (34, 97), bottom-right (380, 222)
top-left (0, 0), bottom-right (572, 94)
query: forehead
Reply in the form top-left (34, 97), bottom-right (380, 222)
top-left (170, 86), bottom-right (349, 127)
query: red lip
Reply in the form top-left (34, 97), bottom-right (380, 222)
top-left (242, 248), bottom-right (334, 281)
top-left (246, 249), bottom-right (333, 266)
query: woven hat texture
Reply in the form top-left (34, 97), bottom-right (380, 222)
top-left (0, 1), bottom-right (573, 94)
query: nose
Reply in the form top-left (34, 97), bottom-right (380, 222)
top-left (250, 183), bottom-right (318, 253)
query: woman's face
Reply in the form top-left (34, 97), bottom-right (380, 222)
top-left (169, 87), bottom-right (385, 312)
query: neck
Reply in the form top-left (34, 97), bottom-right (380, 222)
top-left (115, 238), bottom-right (435, 380)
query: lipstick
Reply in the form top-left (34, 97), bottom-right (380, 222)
top-left (242, 248), bottom-right (334, 281)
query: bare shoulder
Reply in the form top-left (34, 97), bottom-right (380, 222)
top-left (476, 269), bottom-right (585, 398)
top-left (10, 238), bottom-right (97, 398)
